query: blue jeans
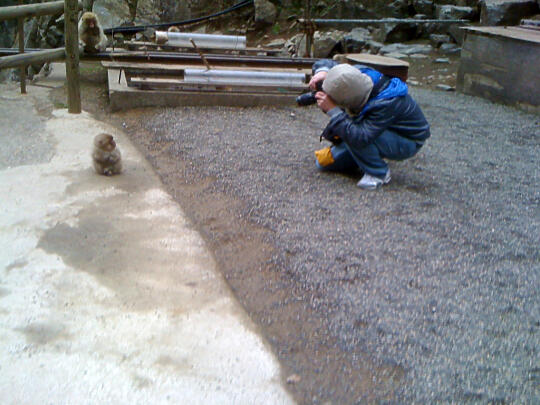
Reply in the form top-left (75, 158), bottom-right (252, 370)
top-left (316, 130), bottom-right (422, 178)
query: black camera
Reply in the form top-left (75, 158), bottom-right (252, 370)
top-left (296, 80), bottom-right (323, 106)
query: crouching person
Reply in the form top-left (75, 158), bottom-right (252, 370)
top-left (310, 60), bottom-right (430, 190)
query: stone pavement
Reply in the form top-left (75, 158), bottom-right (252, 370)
top-left (0, 70), bottom-right (295, 404)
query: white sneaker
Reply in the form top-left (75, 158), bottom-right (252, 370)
top-left (357, 170), bottom-right (391, 190)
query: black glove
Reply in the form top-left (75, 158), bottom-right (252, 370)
top-left (320, 123), bottom-right (342, 145)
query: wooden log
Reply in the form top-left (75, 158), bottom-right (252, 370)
top-left (64, 0), bottom-right (81, 114)
top-left (17, 0), bottom-right (25, 94)
top-left (0, 1), bottom-right (82, 21)
top-left (0, 48), bottom-right (65, 69)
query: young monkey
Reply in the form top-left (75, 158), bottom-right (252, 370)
top-left (78, 12), bottom-right (107, 53)
top-left (92, 133), bottom-right (122, 176)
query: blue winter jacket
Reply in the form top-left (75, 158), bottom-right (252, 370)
top-left (313, 59), bottom-right (431, 149)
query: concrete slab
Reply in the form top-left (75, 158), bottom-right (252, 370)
top-left (0, 83), bottom-right (295, 404)
top-left (457, 26), bottom-right (540, 113)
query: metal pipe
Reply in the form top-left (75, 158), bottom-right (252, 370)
top-left (155, 31), bottom-right (246, 50)
top-left (0, 48), bottom-right (318, 67)
top-left (297, 18), bottom-right (470, 25)
top-left (184, 69), bottom-right (306, 87)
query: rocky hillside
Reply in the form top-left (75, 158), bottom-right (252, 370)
top-left (0, 0), bottom-right (539, 81)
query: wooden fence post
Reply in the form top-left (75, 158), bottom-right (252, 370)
top-left (18, 0), bottom-right (26, 94)
top-left (64, 0), bottom-right (81, 113)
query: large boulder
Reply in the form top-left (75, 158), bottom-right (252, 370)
top-left (254, 0), bottom-right (278, 27)
top-left (297, 30), bottom-right (344, 58)
top-left (312, 30), bottom-right (345, 57)
top-left (479, 0), bottom-right (540, 25)
top-left (372, 22), bottom-right (421, 43)
top-left (341, 27), bottom-right (371, 53)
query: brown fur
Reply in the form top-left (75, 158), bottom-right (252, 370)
top-left (78, 12), bottom-right (107, 53)
top-left (92, 133), bottom-right (122, 176)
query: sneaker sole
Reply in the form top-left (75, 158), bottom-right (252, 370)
top-left (357, 182), bottom-right (383, 190)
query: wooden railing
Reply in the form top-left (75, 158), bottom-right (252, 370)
top-left (0, 1), bottom-right (83, 113)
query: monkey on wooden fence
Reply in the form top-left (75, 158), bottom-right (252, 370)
top-left (78, 12), bottom-right (107, 53)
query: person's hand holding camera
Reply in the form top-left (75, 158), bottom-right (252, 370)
top-left (309, 71), bottom-right (327, 91)
top-left (315, 91), bottom-right (337, 113)
top-left (309, 71), bottom-right (338, 113)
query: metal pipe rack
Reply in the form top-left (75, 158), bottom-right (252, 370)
top-left (155, 31), bottom-right (247, 51)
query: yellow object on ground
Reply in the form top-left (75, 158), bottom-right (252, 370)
top-left (315, 146), bottom-right (335, 167)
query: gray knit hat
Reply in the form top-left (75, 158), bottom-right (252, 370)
top-left (322, 64), bottom-right (374, 110)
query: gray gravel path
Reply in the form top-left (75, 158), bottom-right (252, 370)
top-left (125, 88), bottom-right (539, 403)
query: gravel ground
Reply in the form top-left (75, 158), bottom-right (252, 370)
top-left (73, 78), bottom-right (539, 403)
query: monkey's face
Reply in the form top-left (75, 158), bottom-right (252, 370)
top-left (81, 12), bottom-right (98, 31)
top-left (94, 134), bottom-right (116, 152)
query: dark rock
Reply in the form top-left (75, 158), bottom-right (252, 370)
top-left (388, 0), bottom-right (413, 18)
top-left (312, 30), bottom-right (345, 58)
top-left (254, 0), bottom-right (278, 27)
top-left (447, 24), bottom-right (466, 45)
top-left (413, 0), bottom-right (436, 17)
top-left (143, 27), bottom-right (155, 41)
top-left (342, 27), bottom-right (371, 53)
top-left (45, 27), bottom-right (63, 48)
top-left (479, 0), bottom-right (540, 25)
top-left (372, 22), bottom-right (420, 43)
top-left (439, 43), bottom-right (461, 54)
top-left (436, 5), bottom-right (478, 20)
top-left (296, 30), bottom-right (344, 58)
top-left (367, 40), bottom-right (384, 52)
top-left (429, 33), bottom-right (452, 48)
top-left (380, 43), bottom-right (432, 55)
